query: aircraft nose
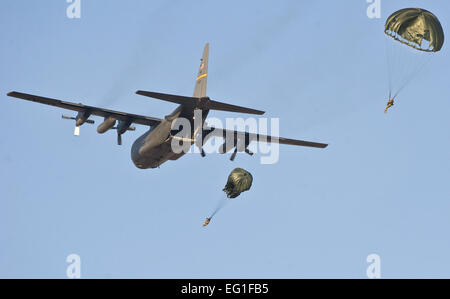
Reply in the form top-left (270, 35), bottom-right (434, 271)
top-left (139, 139), bottom-right (159, 155)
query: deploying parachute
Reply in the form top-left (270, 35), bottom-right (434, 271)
top-left (384, 8), bottom-right (444, 112)
top-left (223, 168), bottom-right (253, 198)
top-left (203, 168), bottom-right (253, 227)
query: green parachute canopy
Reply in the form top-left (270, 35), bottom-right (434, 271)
top-left (385, 8), bottom-right (444, 52)
top-left (223, 168), bottom-right (253, 198)
top-left (384, 8), bottom-right (445, 100)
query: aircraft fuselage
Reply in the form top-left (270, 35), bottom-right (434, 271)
top-left (131, 106), bottom-right (209, 169)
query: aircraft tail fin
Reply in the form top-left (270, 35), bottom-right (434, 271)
top-left (135, 43), bottom-right (264, 115)
top-left (193, 43), bottom-right (209, 98)
top-left (135, 90), bottom-right (265, 115)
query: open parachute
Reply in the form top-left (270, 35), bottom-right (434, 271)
top-left (385, 8), bottom-right (444, 52)
top-left (384, 8), bottom-right (444, 107)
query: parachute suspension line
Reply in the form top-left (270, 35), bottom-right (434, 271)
top-left (392, 54), bottom-right (433, 99)
top-left (385, 38), bottom-right (407, 98)
top-left (385, 37), bottom-right (434, 100)
top-left (385, 38), bottom-right (393, 97)
top-left (209, 196), bottom-right (228, 219)
top-left (387, 39), bottom-right (407, 97)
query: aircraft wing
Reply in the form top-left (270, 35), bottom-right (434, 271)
top-left (203, 126), bottom-right (328, 148)
top-left (7, 91), bottom-right (163, 126)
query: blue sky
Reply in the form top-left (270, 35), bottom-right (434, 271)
top-left (1, 0), bottom-right (450, 278)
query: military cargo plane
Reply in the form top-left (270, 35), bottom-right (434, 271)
top-left (7, 43), bottom-right (327, 169)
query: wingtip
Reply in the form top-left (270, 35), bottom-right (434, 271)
top-left (7, 91), bottom-right (16, 97)
top-left (135, 90), bottom-right (148, 97)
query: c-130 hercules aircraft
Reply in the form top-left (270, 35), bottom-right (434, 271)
top-left (7, 43), bottom-right (328, 169)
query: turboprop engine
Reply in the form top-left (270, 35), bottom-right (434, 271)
top-left (97, 116), bottom-right (117, 134)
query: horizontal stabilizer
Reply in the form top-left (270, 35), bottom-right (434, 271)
top-left (136, 90), bottom-right (265, 115)
top-left (207, 99), bottom-right (265, 115)
top-left (136, 91), bottom-right (197, 106)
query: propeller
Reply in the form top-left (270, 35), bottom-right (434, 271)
top-left (62, 115), bottom-right (76, 120)
top-left (229, 136), bottom-right (253, 161)
top-left (194, 124), bottom-right (214, 158)
top-left (62, 114), bottom-right (94, 136)
top-left (230, 148), bottom-right (238, 161)
top-left (229, 147), bottom-right (253, 161)
top-left (195, 136), bottom-right (207, 157)
top-left (114, 120), bottom-right (135, 145)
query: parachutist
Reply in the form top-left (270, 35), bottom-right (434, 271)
top-left (384, 98), bottom-right (394, 113)
top-left (202, 217), bottom-right (211, 227)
